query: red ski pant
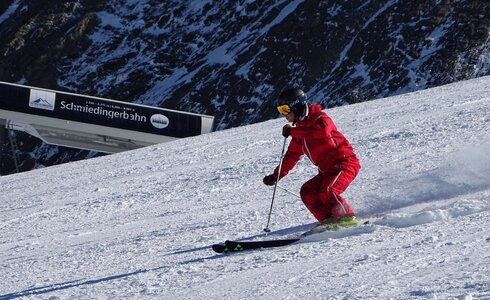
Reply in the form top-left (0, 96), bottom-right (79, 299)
top-left (300, 161), bottom-right (360, 222)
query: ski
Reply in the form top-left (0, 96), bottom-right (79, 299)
top-left (211, 238), bottom-right (299, 254)
top-left (211, 220), bottom-right (371, 254)
top-left (224, 238), bottom-right (300, 252)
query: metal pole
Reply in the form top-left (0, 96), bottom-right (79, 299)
top-left (6, 122), bottom-right (20, 173)
top-left (277, 184), bottom-right (301, 199)
top-left (0, 123), bottom-right (5, 175)
top-left (263, 137), bottom-right (288, 233)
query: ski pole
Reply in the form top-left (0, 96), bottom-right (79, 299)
top-left (277, 184), bottom-right (300, 199)
top-left (263, 136), bottom-right (288, 233)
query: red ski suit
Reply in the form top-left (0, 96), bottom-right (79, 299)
top-left (274, 104), bottom-right (360, 222)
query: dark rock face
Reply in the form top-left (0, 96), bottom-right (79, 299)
top-left (1, 0), bottom-right (489, 174)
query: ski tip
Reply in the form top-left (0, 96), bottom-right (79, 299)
top-left (212, 244), bottom-right (229, 254)
top-left (211, 240), bottom-right (246, 254)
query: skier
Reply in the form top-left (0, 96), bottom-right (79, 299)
top-left (263, 88), bottom-right (361, 231)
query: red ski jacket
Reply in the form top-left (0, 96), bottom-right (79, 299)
top-left (275, 104), bottom-right (359, 178)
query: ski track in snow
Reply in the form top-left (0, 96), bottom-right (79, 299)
top-left (1, 76), bottom-right (490, 299)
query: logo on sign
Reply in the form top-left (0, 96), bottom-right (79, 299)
top-left (29, 89), bottom-right (56, 111)
top-left (150, 114), bottom-right (169, 129)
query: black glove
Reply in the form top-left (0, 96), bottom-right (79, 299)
top-left (282, 124), bottom-right (292, 138)
top-left (263, 174), bottom-right (277, 186)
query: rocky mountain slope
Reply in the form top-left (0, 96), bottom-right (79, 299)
top-left (1, 0), bottom-right (489, 174)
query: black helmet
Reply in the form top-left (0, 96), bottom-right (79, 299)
top-left (278, 88), bottom-right (309, 120)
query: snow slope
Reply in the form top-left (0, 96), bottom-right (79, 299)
top-left (1, 76), bottom-right (489, 299)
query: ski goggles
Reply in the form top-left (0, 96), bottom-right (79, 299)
top-left (277, 95), bottom-right (306, 116)
top-left (277, 104), bottom-right (291, 115)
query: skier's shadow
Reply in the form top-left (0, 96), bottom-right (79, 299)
top-left (0, 268), bottom-right (166, 300)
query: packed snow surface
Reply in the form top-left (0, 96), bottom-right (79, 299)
top-left (1, 76), bottom-right (489, 299)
